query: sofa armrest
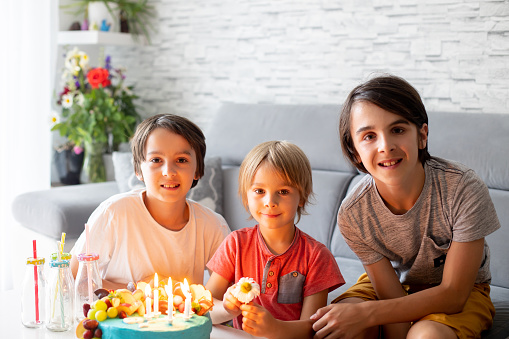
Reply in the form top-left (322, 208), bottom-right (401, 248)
top-left (12, 182), bottom-right (119, 240)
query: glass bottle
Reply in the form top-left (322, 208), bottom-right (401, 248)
top-left (75, 253), bottom-right (101, 322)
top-left (46, 259), bottom-right (74, 331)
top-left (21, 257), bottom-right (46, 328)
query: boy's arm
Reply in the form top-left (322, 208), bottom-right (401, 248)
top-left (205, 271), bottom-right (238, 324)
top-left (241, 289), bottom-right (328, 339)
top-left (312, 238), bottom-right (485, 338)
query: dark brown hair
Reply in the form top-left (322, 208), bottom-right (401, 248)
top-left (131, 114), bottom-right (206, 188)
top-left (339, 74), bottom-right (431, 173)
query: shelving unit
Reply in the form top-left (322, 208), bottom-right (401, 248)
top-left (57, 31), bottom-right (138, 46)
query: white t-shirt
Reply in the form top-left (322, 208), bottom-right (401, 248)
top-left (338, 157), bottom-right (500, 285)
top-left (71, 189), bottom-right (230, 285)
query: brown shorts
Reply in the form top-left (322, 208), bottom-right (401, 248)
top-left (333, 273), bottom-right (495, 339)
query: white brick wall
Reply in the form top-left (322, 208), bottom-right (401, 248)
top-left (105, 0), bottom-right (509, 129)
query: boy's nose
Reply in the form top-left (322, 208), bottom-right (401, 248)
top-left (264, 194), bottom-right (278, 208)
top-left (378, 134), bottom-right (396, 153)
top-left (162, 163), bottom-right (177, 176)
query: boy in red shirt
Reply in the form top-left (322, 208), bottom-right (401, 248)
top-left (207, 140), bottom-right (344, 338)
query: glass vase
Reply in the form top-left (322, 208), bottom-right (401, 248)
top-left (83, 140), bottom-right (107, 183)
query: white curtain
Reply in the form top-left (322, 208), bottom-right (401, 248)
top-left (0, 1), bottom-right (54, 290)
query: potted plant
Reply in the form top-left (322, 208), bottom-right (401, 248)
top-left (62, 0), bottom-right (156, 43)
top-left (52, 47), bottom-right (141, 183)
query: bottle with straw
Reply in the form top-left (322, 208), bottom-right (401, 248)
top-left (46, 240), bottom-right (74, 331)
top-left (21, 240), bottom-right (46, 328)
top-left (75, 224), bottom-right (102, 322)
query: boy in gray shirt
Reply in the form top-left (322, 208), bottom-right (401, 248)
top-left (311, 75), bottom-right (500, 339)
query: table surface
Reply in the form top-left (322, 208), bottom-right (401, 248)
top-left (1, 288), bottom-right (258, 339)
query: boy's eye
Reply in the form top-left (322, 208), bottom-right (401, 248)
top-left (253, 188), bottom-right (264, 194)
top-left (279, 189), bottom-right (290, 195)
top-left (177, 158), bottom-right (189, 163)
top-left (393, 127), bottom-right (405, 134)
top-left (150, 157), bottom-right (162, 163)
top-left (363, 133), bottom-right (375, 141)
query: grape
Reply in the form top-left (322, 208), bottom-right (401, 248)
top-left (94, 299), bottom-right (108, 312)
top-left (83, 319), bottom-right (99, 330)
top-left (94, 328), bottom-right (103, 338)
top-left (83, 303), bottom-right (91, 317)
top-left (126, 281), bottom-right (136, 292)
top-left (119, 311), bottom-right (127, 319)
top-left (106, 307), bottom-right (118, 318)
top-left (95, 310), bottom-right (108, 322)
top-left (83, 329), bottom-right (93, 339)
top-left (87, 308), bottom-right (98, 320)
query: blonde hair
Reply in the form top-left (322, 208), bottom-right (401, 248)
top-left (238, 140), bottom-right (313, 223)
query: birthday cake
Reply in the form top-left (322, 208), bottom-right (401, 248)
top-left (76, 280), bottom-right (213, 339)
top-left (94, 314), bottom-right (211, 339)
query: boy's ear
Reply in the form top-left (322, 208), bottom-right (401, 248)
top-left (418, 123), bottom-right (429, 149)
top-left (136, 172), bottom-right (144, 182)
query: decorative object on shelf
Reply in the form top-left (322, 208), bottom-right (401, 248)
top-left (61, 0), bottom-right (156, 43)
top-left (69, 21), bottom-right (81, 31)
top-left (100, 19), bottom-right (111, 32)
top-left (52, 47), bottom-right (140, 183)
top-left (54, 142), bottom-right (85, 185)
top-left (88, 1), bottom-right (117, 32)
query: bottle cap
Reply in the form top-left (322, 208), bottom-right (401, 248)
top-left (26, 257), bottom-right (45, 265)
top-left (50, 252), bottom-right (72, 261)
top-left (77, 253), bottom-right (99, 262)
top-left (50, 260), bottom-right (70, 268)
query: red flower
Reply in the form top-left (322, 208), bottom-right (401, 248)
top-left (87, 68), bottom-right (111, 89)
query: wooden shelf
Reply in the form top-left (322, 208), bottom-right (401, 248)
top-left (57, 31), bottom-right (139, 46)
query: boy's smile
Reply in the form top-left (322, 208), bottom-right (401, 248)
top-left (247, 162), bottom-right (302, 232)
top-left (137, 128), bottom-right (198, 206)
top-left (350, 101), bottom-right (428, 211)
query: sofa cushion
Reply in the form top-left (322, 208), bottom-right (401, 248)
top-left (112, 152), bottom-right (144, 192)
top-left (12, 182), bottom-right (119, 239)
top-left (428, 112), bottom-right (509, 191)
top-left (112, 152), bottom-right (224, 215)
top-left (486, 189), bottom-right (509, 289)
top-left (206, 103), bottom-right (357, 173)
top-left (187, 156), bottom-right (224, 215)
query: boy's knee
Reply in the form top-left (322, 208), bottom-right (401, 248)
top-left (406, 320), bottom-right (456, 339)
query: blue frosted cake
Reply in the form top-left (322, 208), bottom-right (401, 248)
top-left (99, 313), bottom-right (212, 339)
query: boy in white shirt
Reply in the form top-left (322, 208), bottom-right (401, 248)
top-left (70, 114), bottom-right (230, 289)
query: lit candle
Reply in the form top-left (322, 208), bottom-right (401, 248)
top-left (165, 278), bottom-right (173, 322)
top-left (153, 273), bottom-right (159, 316)
top-left (183, 278), bottom-right (191, 319)
top-left (145, 285), bottom-right (152, 318)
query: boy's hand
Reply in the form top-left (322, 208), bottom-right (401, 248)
top-left (223, 285), bottom-right (242, 317)
top-left (240, 303), bottom-right (279, 338)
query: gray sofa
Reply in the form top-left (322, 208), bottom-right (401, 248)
top-left (13, 103), bottom-right (509, 338)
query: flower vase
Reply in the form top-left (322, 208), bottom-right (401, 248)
top-left (83, 140), bottom-right (107, 183)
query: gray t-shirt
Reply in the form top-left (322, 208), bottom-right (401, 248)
top-left (338, 157), bottom-right (501, 285)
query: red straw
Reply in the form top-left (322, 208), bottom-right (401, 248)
top-left (85, 224), bottom-right (93, 303)
top-left (32, 240), bottom-right (39, 323)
